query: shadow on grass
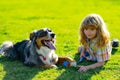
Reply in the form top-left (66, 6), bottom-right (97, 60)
top-left (0, 48), bottom-right (118, 80)
top-left (56, 47), bottom-right (119, 80)
top-left (0, 56), bottom-right (46, 80)
top-left (55, 53), bottom-right (103, 80)
top-left (111, 48), bottom-right (119, 55)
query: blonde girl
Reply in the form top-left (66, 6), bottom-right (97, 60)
top-left (78, 14), bottom-right (112, 72)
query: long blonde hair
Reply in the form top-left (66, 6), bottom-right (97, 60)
top-left (79, 14), bottom-right (110, 48)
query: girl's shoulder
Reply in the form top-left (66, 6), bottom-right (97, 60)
top-left (96, 43), bottom-right (112, 52)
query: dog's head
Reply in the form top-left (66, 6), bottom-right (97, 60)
top-left (30, 28), bottom-right (56, 50)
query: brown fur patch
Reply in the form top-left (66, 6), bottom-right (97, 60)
top-left (57, 57), bottom-right (74, 64)
top-left (35, 36), bottom-right (48, 49)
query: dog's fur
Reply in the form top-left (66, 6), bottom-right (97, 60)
top-left (0, 28), bottom-right (76, 68)
top-left (0, 28), bottom-right (59, 68)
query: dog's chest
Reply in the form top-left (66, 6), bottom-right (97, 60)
top-left (36, 46), bottom-right (55, 65)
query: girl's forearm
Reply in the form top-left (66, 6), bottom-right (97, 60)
top-left (86, 62), bottom-right (104, 70)
top-left (80, 48), bottom-right (85, 57)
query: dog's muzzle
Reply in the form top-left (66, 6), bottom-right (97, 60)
top-left (43, 40), bottom-right (56, 50)
top-left (38, 28), bottom-right (56, 50)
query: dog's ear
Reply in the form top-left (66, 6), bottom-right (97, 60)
top-left (30, 30), bottom-right (38, 40)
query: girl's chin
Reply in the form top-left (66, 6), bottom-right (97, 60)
top-left (87, 37), bottom-right (94, 40)
top-left (87, 37), bottom-right (93, 39)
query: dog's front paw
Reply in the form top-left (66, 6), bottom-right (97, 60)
top-left (70, 61), bottom-right (77, 67)
top-left (51, 64), bottom-right (57, 68)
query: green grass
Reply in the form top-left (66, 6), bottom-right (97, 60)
top-left (0, 0), bottom-right (120, 80)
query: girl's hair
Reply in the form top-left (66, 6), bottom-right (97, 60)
top-left (79, 14), bottom-right (110, 48)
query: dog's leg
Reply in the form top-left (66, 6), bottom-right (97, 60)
top-left (23, 56), bottom-right (36, 67)
top-left (57, 57), bottom-right (74, 63)
top-left (51, 53), bottom-right (58, 64)
top-left (24, 61), bottom-right (35, 67)
top-left (57, 57), bottom-right (77, 67)
top-left (0, 41), bottom-right (17, 59)
top-left (0, 41), bottom-right (13, 54)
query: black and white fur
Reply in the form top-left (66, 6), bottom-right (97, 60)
top-left (0, 28), bottom-right (58, 68)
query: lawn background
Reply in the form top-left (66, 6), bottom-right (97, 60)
top-left (0, 0), bottom-right (120, 80)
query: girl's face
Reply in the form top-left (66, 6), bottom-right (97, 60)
top-left (84, 26), bottom-right (97, 40)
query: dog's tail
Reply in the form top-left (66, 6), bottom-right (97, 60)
top-left (0, 41), bottom-right (13, 55)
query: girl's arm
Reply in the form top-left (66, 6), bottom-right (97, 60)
top-left (78, 62), bottom-right (104, 72)
top-left (86, 62), bottom-right (104, 69)
top-left (80, 48), bottom-right (85, 57)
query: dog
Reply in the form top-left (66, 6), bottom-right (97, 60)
top-left (0, 28), bottom-right (76, 68)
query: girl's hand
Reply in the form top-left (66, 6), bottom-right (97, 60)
top-left (78, 62), bottom-right (104, 72)
top-left (78, 66), bottom-right (89, 72)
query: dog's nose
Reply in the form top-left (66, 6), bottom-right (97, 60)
top-left (50, 33), bottom-right (55, 38)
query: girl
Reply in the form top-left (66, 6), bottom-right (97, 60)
top-left (78, 14), bottom-right (112, 72)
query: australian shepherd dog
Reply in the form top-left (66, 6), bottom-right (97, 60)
top-left (0, 28), bottom-right (76, 68)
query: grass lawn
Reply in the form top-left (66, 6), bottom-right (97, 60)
top-left (0, 0), bottom-right (120, 80)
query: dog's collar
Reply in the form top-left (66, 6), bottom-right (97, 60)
top-left (42, 56), bottom-right (46, 61)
